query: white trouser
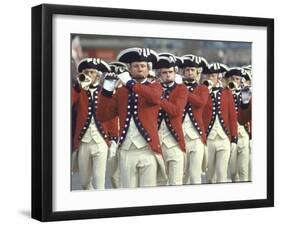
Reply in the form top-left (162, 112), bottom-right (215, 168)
top-left (162, 144), bottom-right (184, 185)
top-left (78, 140), bottom-right (108, 190)
top-left (206, 136), bottom-right (231, 183)
top-left (248, 145), bottom-right (252, 181)
top-left (105, 155), bottom-right (118, 189)
top-left (119, 144), bottom-right (157, 188)
top-left (184, 137), bottom-right (205, 184)
top-left (105, 142), bottom-right (119, 189)
top-left (229, 133), bottom-right (250, 182)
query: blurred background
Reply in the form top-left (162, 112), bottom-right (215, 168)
top-left (71, 34), bottom-right (251, 81)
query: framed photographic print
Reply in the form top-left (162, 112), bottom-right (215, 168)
top-left (31, 3), bottom-right (274, 222)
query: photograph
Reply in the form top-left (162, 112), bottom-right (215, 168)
top-left (31, 4), bottom-right (273, 221)
top-left (70, 34), bottom-right (253, 190)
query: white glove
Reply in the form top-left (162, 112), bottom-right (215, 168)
top-left (103, 72), bottom-right (118, 92)
top-left (231, 142), bottom-right (237, 152)
top-left (103, 80), bottom-right (116, 92)
top-left (117, 71), bottom-right (132, 85)
top-left (108, 140), bottom-right (118, 159)
top-left (241, 88), bottom-right (252, 104)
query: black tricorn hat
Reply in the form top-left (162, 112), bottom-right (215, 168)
top-left (158, 52), bottom-right (183, 68)
top-left (242, 65), bottom-right (252, 81)
top-left (117, 47), bottom-right (158, 66)
top-left (78, 58), bottom-right (111, 73)
top-left (206, 63), bottom-right (229, 74)
top-left (242, 67), bottom-right (252, 81)
top-left (242, 70), bottom-right (252, 81)
top-left (243, 65), bottom-right (252, 71)
top-left (224, 67), bottom-right (243, 78)
top-left (181, 55), bottom-right (209, 71)
top-left (155, 56), bottom-right (180, 69)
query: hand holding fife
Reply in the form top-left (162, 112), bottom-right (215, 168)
top-left (103, 72), bottom-right (118, 91)
top-left (117, 71), bottom-right (132, 85)
top-left (241, 87), bottom-right (252, 104)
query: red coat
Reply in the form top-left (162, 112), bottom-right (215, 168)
top-left (96, 80), bottom-right (163, 155)
top-left (238, 98), bottom-right (252, 139)
top-left (203, 88), bottom-right (238, 143)
top-left (103, 117), bottom-right (119, 142)
top-left (158, 83), bottom-right (188, 152)
top-left (72, 86), bottom-right (116, 151)
top-left (183, 83), bottom-right (209, 144)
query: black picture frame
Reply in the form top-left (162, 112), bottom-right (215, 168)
top-left (31, 3), bottom-right (274, 222)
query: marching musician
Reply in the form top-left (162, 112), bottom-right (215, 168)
top-left (225, 67), bottom-right (251, 182)
top-left (96, 48), bottom-right (168, 188)
top-left (156, 55), bottom-right (187, 185)
top-left (203, 63), bottom-right (238, 183)
top-left (72, 58), bottom-right (112, 190)
top-left (181, 55), bottom-right (209, 184)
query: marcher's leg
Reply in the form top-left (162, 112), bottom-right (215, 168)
top-left (228, 146), bottom-right (238, 182)
top-left (237, 149), bottom-right (250, 181)
top-left (215, 139), bottom-right (231, 183)
top-left (206, 139), bottom-right (216, 183)
top-left (92, 142), bottom-right (108, 189)
top-left (138, 148), bottom-right (158, 187)
top-left (78, 142), bottom-right (93, 190)
top-left (119, 149), bottom-right (138, 188)
top-left (167, 148), bottom-right (184, 185)
top-left (189, 143), bottom-right (204, 184)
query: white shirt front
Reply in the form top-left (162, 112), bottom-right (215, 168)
top-left (159, 120), bottom-right (178, 149)
top-left (182, 113), bottom-right (200, 140)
